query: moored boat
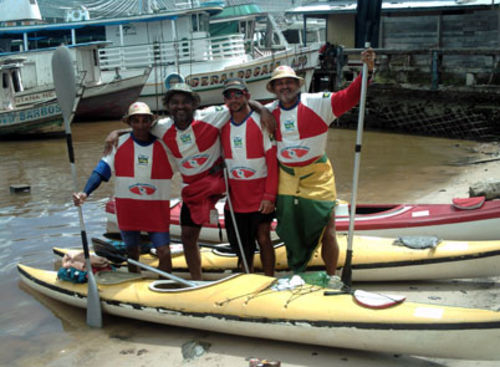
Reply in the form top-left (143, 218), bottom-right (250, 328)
top-left (73, 66), bottom-right (151, 121)
top-left (17, 263), bottom-right (500, 360)
top-left (105, 197), bottom-right (500, 241)
top-left (1, 44), bottom-right (151, 121)
top-left (54, 234), bottom-right (500, 281)
top-left (0, 57), bottom-right (72, 136)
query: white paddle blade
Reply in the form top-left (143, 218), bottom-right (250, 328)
top-left (85, 267), bottom-right (103, 328)
top-left (51, 46), bottom-right (76, 131)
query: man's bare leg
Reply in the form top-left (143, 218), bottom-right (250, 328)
top-left (181, 225), bottom-right (202, 280)
top-left (321, 215), bottom-right (339, 276)
top-left (126, 246), bottom-right (141, 273)
top-left (256, 222), bottom-right (275, 276)
top-left (155, 245), bottom-right (172, 274)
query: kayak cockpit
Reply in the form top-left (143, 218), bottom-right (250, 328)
top-left (148, 273), bottom-right (244, 292)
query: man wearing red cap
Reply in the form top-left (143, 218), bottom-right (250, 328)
top-left (265, 49), bottom-right (376, 286)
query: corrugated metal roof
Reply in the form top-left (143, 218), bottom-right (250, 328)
top-left (288, 0), bottom-right (500, 15)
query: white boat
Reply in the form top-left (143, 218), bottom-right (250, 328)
top-left (0, 2), bottom-right (320, 110)
top-left (0, 1), bottom-right (151, 120)
top-left (0, 44), bottom-right (150, 121)
top-left (0, 57), bottom-right (66, 136)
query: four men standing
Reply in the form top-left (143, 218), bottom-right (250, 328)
top-left (97, 48), bottom-right (375, 281)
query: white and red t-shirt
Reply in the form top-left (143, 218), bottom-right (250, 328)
top-left (267, 74), bottom-right (362, 166)
top-left (221, 111), bottom-right (278, 213)
top-left (152, 106), bottom-right (230, 184)
top-left (102, 134), bottom-right (173, 232)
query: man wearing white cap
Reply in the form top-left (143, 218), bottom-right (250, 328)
top-left (74, 102), bottom-right (174, 274)
top-left (265, 49), bottom-right (376, 285)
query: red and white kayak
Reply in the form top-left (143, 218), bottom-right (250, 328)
top-left (105, 196), bottom-right (500, 242)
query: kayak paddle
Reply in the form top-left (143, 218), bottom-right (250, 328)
top-left (52, 46), bottom-right (102, 328)
top-left (92, 239), bottom-right (196, 287)
top-left (341, 0), bottom-right (382, 288)
top-left (223, 165), bottom-right (250, 273)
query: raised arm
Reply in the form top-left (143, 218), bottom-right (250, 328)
top-left (361, 47), bottom-right (376, 77)
top-left (331, 47), bottom-right (377, 117)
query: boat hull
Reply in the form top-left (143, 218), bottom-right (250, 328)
top-left (75, 69), bottom-right (150, 121)
top-left (105, 198), bottom-right (500, 241)
top-left (0, 99), bottom-right (64, 136)
top-left (14, 69), bottom-right (150, 121)
top-left (18, 264), bottom-right (500, 360)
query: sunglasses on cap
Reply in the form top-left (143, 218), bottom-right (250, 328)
top-left (223, 90), bottom-right (245, 99)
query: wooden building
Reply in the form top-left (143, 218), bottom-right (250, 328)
top-left (287, 0), bottom-right (500, 141)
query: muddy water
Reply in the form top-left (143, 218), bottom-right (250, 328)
top-left (0, 121), bottom-right (486, 366)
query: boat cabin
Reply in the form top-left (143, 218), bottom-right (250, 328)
top-left (0, 58), bottom-right (24, 111)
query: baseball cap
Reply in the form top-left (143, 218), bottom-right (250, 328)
top-left (223, 77), bottom-right (248, 93)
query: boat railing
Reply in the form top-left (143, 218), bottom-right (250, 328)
top-left (98, 34), bottom-right (246, 71)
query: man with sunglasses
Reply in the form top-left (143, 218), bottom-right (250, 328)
top-left (220, 78), bottom-right (278, 276)
top-left (265, 49), bottom-right (376, 287)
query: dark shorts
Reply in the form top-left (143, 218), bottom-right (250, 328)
top-left (180, 202), bottom-right (202, 228)
top-left (224, 209), bottom-right (275, 266)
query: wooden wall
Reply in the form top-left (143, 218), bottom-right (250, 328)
top-left (381, 9), bottom-right (499, 49)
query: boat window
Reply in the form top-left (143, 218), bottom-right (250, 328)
top-left (11, 71), bottom-right (22, 93)
top-left (192, 13), bottom-right (209, 33)
top-left (93, 49), bottom-right (98, 66)
top-left (192, 14), bottom-right (199, 32)
top-left (2, 73), bottom-right (9, 89)
top-left (199, 14), bottom-right (209, 33)
top-left (283, 30), bottom-right (300, 44)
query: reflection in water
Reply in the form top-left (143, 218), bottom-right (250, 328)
top-left (0, 120), bottom-right (485, 365)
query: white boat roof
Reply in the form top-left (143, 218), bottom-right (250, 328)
top-left (0, 0), bottom-right (42, 22)
top-left (288, 0), bottom-right (500, 15)
top-left (0, 4), bottom-right (223, 34)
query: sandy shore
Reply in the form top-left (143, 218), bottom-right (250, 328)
top-left (13, 152), bottom-right (500, 367)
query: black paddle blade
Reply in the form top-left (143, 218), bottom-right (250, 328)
top-left (92, 239), bottom-right (127, 264)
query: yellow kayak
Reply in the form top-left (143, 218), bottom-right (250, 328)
top-left (55, 235), bottom-right (500, 281)
top-left (18, 264), bottom-right (500, 360)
